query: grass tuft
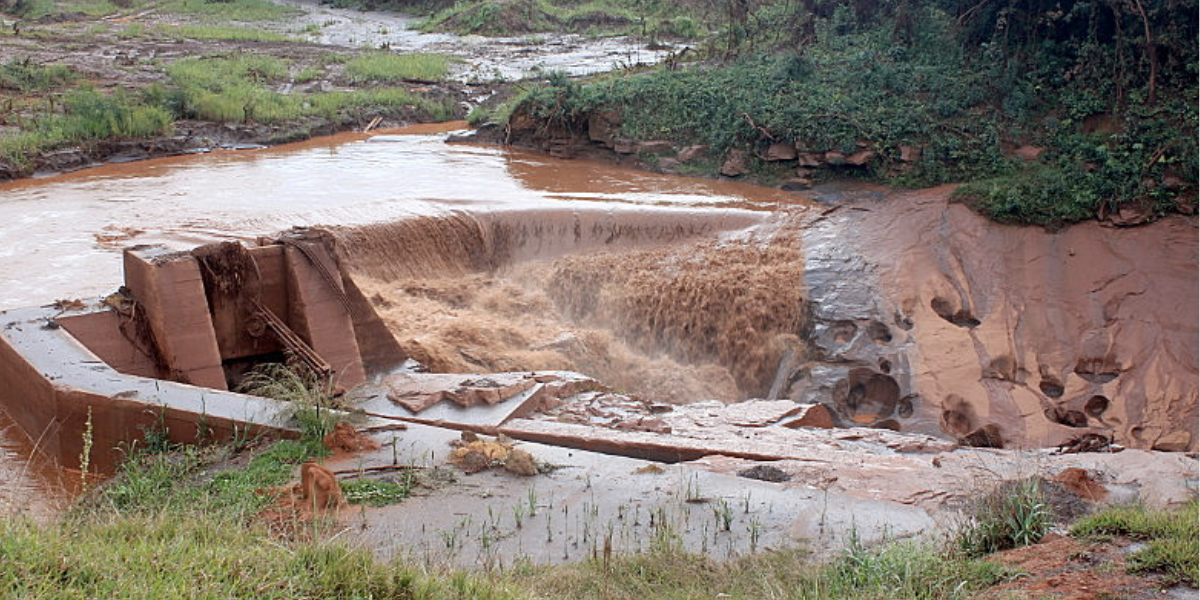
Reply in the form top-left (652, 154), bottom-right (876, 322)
top-left (0, 59), bottom-right (75, 92)
top-left (955, 477), bottom-right (1052, 557)
top-left (237, 363), bottom-right (340, 441)
top-left (340, 477), bottom-right (412, 507)
top-left (1070, 501), bottom-right (1199, 586)
top-left (344, 52), bottom-right (452, 83)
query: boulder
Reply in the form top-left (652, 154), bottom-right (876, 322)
top-left (656, 157), bottom-right (681, 173)
top-left (720, 149), bottom-right (750, 177)
top-left (637, 140), bottom-right (675, 154)
top-left (824, 151), bottom-right (846, 166)
top-left (845, 150), bottom-right (874, 167)
top-left (677, 144), bottom-right (709, 162)
top-left (587, 110), bottom-right (622, 144)
top-left (959, 424), bottom-right (1004, 448)
top-left (612, 140), bottom-right (637, 154)
top-left (899, 145), bottom-right (922, 162)
top-left (798, 152), bottom-right (824, 167)
top-left (765, 142), bottom-right (798, 162)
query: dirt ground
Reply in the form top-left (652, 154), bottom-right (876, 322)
top-left (983, 534), bottom-right (1196, 600)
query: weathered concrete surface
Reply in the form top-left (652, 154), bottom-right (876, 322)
top-left (0, 304), bottom-right (294, 472)
top-left (285, 242), bottom-right (367, 390)
top-left (124, 247), bottom-right (227, 389)
top-left (347, 370), bottom-right (603, 436)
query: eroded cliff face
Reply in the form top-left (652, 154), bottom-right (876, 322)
top-left (788, 185), bottom-right (1198, 451)
top-left (338, 187), bottom-right (1197, 451)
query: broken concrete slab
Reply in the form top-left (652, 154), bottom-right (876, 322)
top-left (383, 371), bottom-right (538, 413)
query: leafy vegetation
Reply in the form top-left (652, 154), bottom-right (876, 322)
top-left (510, 0), bottom-right (1197, 227)
top-left (1070, 500), bottom-right (1199, 586)
top-left (0, 88), bottom-right (172, 171)
top-left (237, 362), bottom-right (343, 441)
top-left (0, 59), bottom-right (74, 91)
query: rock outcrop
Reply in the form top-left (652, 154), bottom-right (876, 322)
top-left (784, 186), bottom-right (1198, 451)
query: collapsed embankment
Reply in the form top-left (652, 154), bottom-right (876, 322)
top-left (328, 190), bottom-right (1198, 452)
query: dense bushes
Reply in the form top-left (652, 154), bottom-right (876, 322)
top-left (512, 0), bottom-right (1198, 227)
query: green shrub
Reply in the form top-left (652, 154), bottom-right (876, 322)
top-left (238, 363), bottom-right (339, 440)
top-left (0, 59), bottom-right (75, 91)
top-left (831, 535), bottom-right (1016, 598)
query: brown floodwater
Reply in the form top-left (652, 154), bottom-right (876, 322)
top-left (0, 124), bottom-right (811, 515)
top-left (0, 125), bottom-right (807, 310)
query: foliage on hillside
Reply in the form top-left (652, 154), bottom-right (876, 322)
top-left (511, 0), bottom-right (1198, 226)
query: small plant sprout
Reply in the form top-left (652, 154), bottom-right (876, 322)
top-left (527, 485), bottom-right (538, 516)
top-left (714, 499), bottom-right (734, 532)
top-left (684, 473), bottom-right (706, 503)
top-left (749, 516), bottom-right (763, 553)
top-left (79, 407), bottom-right (94, 492)
top-left (512, 502), bottom-right (526, 529)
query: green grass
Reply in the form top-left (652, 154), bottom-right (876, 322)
top-left (417, 0), bottom-right (704, 39)
top-left (0, 52), bottom-right (454, 177)
top-left (0, 88), bottom-right (172, 171)
top-left (156, 24), bottom-right (297, 42)
top-left (1070, 501), bottom-right (1199, 586)
top-left (340, 477), bottom-right (412, 507)
top-left (344, 53), bottom-right (452, 83)
top-left (170, 0), bottom-right (299, 21)
top-left (4, 0), bottom-right (297, 20)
